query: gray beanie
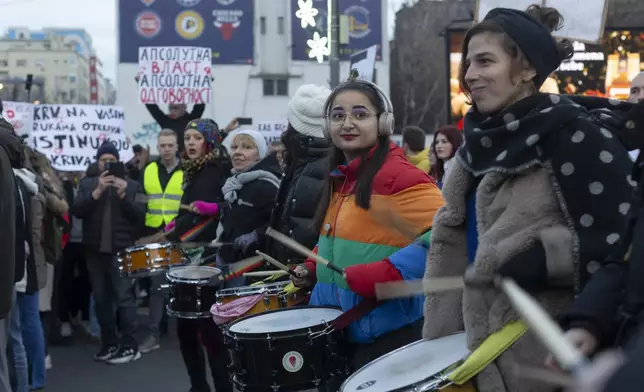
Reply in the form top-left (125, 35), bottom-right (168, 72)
top-left (287, 84), bottom-right (331, 139)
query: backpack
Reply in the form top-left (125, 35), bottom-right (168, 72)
top-left (42, 210), bottom-right (66, 263)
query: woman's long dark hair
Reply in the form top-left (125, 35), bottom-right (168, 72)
top-left (429, 126), bottom-right (463, 183)
top-left (312, 81), bottom-right (390, 233)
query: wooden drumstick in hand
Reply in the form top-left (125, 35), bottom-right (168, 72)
top-left (265, 228), bottom-right (345, 275)
top-left (499, 278), bottom-right (588, 372)
top-left (256, 251), bottom-right (297, 277)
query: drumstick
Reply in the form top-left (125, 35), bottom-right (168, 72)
top-left (265, 228), bottom-right (345, 275)
top-left (375, 277), bottom-right (465, 299)
top-left (243, 270), bottom-right (288, 277)
top-left (256, 251), bottom-right (297, 277)
top-left (499, 278), bottom-right (588, 372)
top-left (206, 255), bottom-right (264, 281)
top-left (180, 204), bottom-right (192, 211)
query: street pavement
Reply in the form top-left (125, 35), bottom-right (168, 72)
top-left (45, 324), bottom-right (193, 392)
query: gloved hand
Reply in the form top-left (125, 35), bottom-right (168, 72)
top-left (234, 231), bottom-right (259, 253)
top-left (165, 220), bottom-right (176, 232)
top-left (344, 258), bottom-right (403, 298)
top-left (191, 201), bottom-right (220, 216)
top-left (497, 242), bottom-right (548, 293)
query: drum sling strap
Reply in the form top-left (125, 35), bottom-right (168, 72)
top-left (331, 299), bottom-right (382, 330)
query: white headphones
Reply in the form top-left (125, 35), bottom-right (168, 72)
top-left (322, 80), bottom-right (395, 139)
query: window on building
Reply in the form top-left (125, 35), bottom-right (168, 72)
top-left (276, 79), bottom-right (288, 95)
top-left (0, 60), bottom-right (8, 67)
top-left (262, 78), bottom-right (274, 95)
top-left (277, 17), bottom-right (285, 35)
top-left (16, 59), bottom-right (27, 67)
top-left (263, 78), bottom-right (289, 96)
top-left (260, 17), bottom-right (266, 35)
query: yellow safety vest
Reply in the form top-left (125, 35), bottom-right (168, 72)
top-left (143, 162), bottom-right (184, 228)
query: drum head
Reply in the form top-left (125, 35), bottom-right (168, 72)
top-left (340, 333), bottom-right (469, 392)
top-left (168, 266), bottom-right (221, 280)
top-left (228, 307), bottom-right (342, 334)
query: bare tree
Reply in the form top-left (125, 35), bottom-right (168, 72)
top-left (391, 1), bottom-right (447, 132)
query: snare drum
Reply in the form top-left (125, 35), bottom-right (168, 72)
top-left (118, 243), bottom-right (186, 278)
top-left (216, 281), bottom-right (307, 319)
top-left (226, 306), bottom-right (350, 391)
top-left (340, 332), bottom-right (475, 392)
top-left (166, 266), bottom-right (222, 319)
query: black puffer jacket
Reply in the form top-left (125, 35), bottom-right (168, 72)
top-left (72, 168), bottom-right (145, 253)
top-left (218, 154), bottom-right (281, 264)
top-left (166, 159), bottom-right (231, 244)
top-left (0, 122), bottom-right (21, 318)
top-left (265, 134), bottom-right (328, 264)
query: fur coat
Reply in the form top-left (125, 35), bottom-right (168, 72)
top-left (423, 158), bottom-right (575, 392)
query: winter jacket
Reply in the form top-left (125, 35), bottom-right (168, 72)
top-left (423, 159), bottom-right (577, 392)
top-left (265, 135), bottom-right (328, 264)
top-left (72, 168), bottom-right (145, 252)
top-left (218, 154), bottom-right (280, 264)
top-left (309, 142), bottom-right (444, 344)
top-left (406, 148), bottom-right (430, 173)
top-left (0, 123), bottom-right (20, 318)
top-left (145, 104), bottom-right (205, 152)
top-left (166, 160), bottom-right (231, 244)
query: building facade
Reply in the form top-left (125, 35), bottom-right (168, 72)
top-left (0, 27), bottom-right (111, 105)
top-left (116, 0), bottom-right (389, 149)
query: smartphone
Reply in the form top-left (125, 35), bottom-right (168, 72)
top-left (237, 117), bottom-right (253, 126)
top-left (105, 162), bottom-right (126, 178)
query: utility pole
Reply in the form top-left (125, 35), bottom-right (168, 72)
top-left (328, 0), bottom-right (340, 89)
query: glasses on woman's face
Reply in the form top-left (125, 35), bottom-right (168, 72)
top-left (329, 108), bottom-right (376, 126)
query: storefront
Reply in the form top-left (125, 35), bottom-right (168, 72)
top-left (447, 29), bottom-right (644, 124)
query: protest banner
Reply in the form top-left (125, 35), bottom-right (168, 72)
top-left (29, 104), bottom-right (134, 171)
top-left (2, 101), bottom-right (34, 138)
top-left (257, 121), bottom-right (287, 143)
top-left (138, 46), bottom-right (213, 105)
top-left (222, 121), bottom-right (287, 152)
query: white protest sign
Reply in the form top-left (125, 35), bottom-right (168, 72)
top-left (138, 46), bottom-right (213, 105)
top-left (3, 101), bottom-right (34, 138)
top-left (257, 122), bottom-right (287, 143)
top-left (222, 122), bottom-right (286, 153)
top-left (350, 45), bottom-right (378, 82)
top-left (29, 104), bottom-right (134, 171)
top-left (475, 0), bottom-right (608, 43)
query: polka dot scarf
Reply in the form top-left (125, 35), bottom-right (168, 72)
top-left (458, 92), bottom-right (640, 290)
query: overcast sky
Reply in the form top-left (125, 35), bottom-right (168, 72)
top-left (0, 0), bottom-right (407, 83)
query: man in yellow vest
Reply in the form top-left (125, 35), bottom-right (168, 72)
top-left (139, 129), bottom-right (183, 354)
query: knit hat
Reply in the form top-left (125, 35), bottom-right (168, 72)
top-left (287, 84), bottom-right (331, 139)
top-left (233, 130), bottom-right (268, 159)
top-left (185, 118), bottom-right (221, 150)
top-left (96, 142), bottom-right (119, 160)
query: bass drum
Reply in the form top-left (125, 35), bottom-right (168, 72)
top-left (340, 333), bottom-right (475, 392)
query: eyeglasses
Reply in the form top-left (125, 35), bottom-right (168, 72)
top-left (328, 110), bottom-right (376, 126)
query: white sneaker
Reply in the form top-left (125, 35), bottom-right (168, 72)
top-left (60, 322), bottom-right (73, 337)
top-left (45, 354), bottom-right (52, 370)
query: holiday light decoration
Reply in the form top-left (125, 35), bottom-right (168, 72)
top-left (307, 32), bottom-right (330, 63)
top-left (295, 0), bottom-right (318, 29)
top-left (296, 0), bottom-right (331, 63)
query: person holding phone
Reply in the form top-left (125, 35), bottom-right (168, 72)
top-left (71, 142), bottom-right (146, 365)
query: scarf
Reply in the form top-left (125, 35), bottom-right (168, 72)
top-left (458, 93), bottom-right (638, 291)
top-left (181, 149), bottom-right (224, 186)
top-left (13, 168), bottom-right (38, 195)
top-left (222, 168), bottom-right (280, 204)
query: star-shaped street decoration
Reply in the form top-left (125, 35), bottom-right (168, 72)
top-left (307, 32), bottom-right (330, 63)
top-left (295, 0), bottom-right (319, 29)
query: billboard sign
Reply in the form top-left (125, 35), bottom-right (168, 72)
top-left (118, 0), bottom-right (254, 65)
top-left (291, 0), bottom-right (382, 61)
